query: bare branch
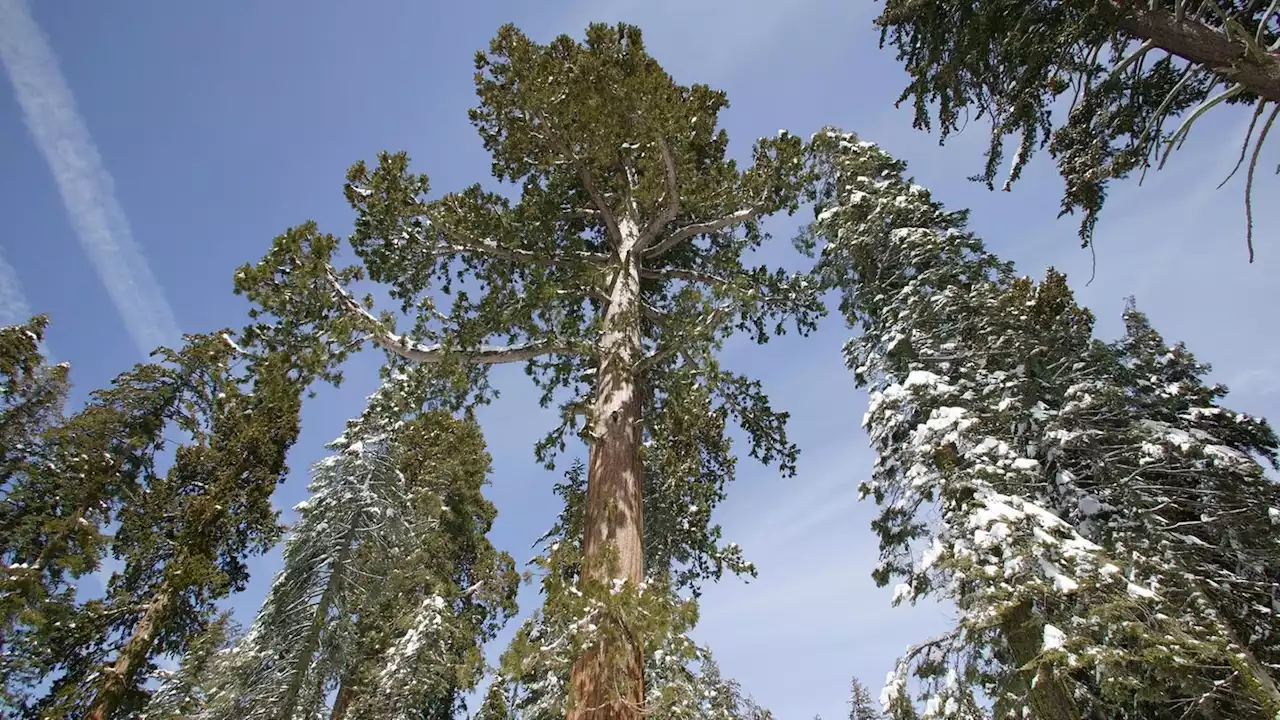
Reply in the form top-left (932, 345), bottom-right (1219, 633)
top-left (638, 137), bottom-right (681, 250)
top-left (324, 267), bottom-right (568, 365)
top-left (642, 206), bottom-right (762, 259)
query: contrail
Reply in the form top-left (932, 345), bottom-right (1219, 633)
top-left (0, 0), bottom-right (180, 357)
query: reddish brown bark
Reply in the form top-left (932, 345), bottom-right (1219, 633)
top-left (330, 676), bottom-right (357, 720)
top-left (86, 589), bottom-right (173, 720)
top-left (567, 221), bottom-right (647, 720)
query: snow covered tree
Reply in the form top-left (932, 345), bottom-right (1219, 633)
top-left (802, 128), bottom-right (1280, 719)
top-left (16, 333), bottom-right (305, 720)
top-left (874, 0), bottom-right (1280, 257)
top-left (1037, 299), bottom-right (1280, 715)
top-left (234, 22), bottom-right (819, 718)
top-left (198, 368), bottom-right (517, 720)
top-left (847, 676), bottom-right (880, 720)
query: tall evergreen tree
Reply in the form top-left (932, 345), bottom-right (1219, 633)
top-left (873, 0), bottom-right (1280, 257)
top-left (0, 315), bottom-right (72, 709)
top-left (15, 333), bottom-right (304, 720)
top-left (234, 22), bottom-right (819, 718)
top-left (802, 128), bottom-right (1280, 719)
top-left (847, 677), bottom-right (880, 720)
top-left (198, 368), bottom-right (518, 720)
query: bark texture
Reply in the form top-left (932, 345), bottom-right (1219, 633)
top-left (567, 220), bottom-right (646, 720)
top-left (86, 590), bottom-right (174, 720)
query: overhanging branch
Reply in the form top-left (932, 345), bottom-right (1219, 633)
top-left (430, 206), bottom-right (610, 269)
top-left (1110, 0), bottom-right (1280, 103)
top-left (642, 206), bottom-right (763, 259)
top-left (325, 267), bottom-right (569, 365)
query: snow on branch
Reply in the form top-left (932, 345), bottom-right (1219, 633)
top-left (642, 206), bottom-right (762, 259)
top-left (638, 137), bottom-right (681, 249)
top-left (324, 267), bottom-right (571, 365)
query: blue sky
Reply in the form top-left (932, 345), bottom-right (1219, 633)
top-left (2, 1), bottom-right (1278, 718)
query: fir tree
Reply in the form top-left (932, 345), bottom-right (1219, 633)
top-left (22, 333), bottom-right (305, 720)
top-left (873, 0), bottom-right (1280, 257)
top-left (199, 368), bottom-right (518, 720)
top-left (847, 676), bottom-right (880, 720)
top-left (802, 128), bottom-right (1280, 719)
top-left (0, 315), bottom-right (71, 709)
top-left (234, 22), bottom-right (818, 718)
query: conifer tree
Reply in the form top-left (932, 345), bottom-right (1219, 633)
top-left (847, 677), bottom-right (880, 720)
top-left (234, 22), bottom-right (818, 718)
top-left (802, 128), bottom-right (1280, 719)
top-left (873, 0), bottom-right (1280, 257)
top-left (0, 315), bottom-right (72, 709)
top-left (479, 452), bottom-right (767, 720)
top-left (198, 368), bottom-right (518, 720)
top-left (15, 333), bottom-right (304, 720)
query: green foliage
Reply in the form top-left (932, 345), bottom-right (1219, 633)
top-left (875, 0), bottom-right (1280, 254)
top-left (197, 373), bottom-right (517, 720)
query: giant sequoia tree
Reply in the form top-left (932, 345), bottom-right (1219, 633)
top-left (235, 23), bottom-right (819, 719)
top-left (874, 0), bottom-right (1280, 258)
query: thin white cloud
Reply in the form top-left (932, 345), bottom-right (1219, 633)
top-left (0, 246), bottom-right (33, 326)
top-left (0, 0), bottom-right (179, 357)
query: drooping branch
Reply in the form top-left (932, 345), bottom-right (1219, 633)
top-left (642, 206), bottom-right (763, 259)
top-left (324, 268), bottom-right (570, 365)
top-left (1108, 0), bottom-right (1280, 103)
top-left (638, 137), bottom-right (681, 249)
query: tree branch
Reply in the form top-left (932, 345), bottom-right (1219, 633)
top-left (638, 137), bottom-right (681, 250)
top-left (324, 268), bottom-right (568, 365)
top-left (533, 110), bottom-right (624, 247)
top-left (432, 204), bottom-right (610, 268)
top-left (642, 206), bottom-right (762, 259)
top-left (1110, 0), bottom-right (1280, 103)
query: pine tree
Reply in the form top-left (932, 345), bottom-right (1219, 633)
top-left (18, 333), bottom-right (305, 720)
top-left (234, 22), bottom-right (818, 718)
top-left (873, 0), bottom-right (1280, 257)
top-left (802, 128), bottom-right (1279, 719)
top-left (847, 677), bottom-right (880, 720)
top-left (198, 368), bottom-right (518, 720)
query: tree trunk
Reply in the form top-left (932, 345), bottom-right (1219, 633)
top-left (1002, 601), bottom-right (1080, 720)
top-left (1110, 0), bottom-right (1280, 103)
top-left (86, 587), bottom-right (174, 720)
top-left (567, 218), bottom-right (646, 720)
top-left (330, 675), bottom-right (357, 720)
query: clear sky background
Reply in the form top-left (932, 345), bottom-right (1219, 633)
top-left (2, 1), bottom-right (1277, 718)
